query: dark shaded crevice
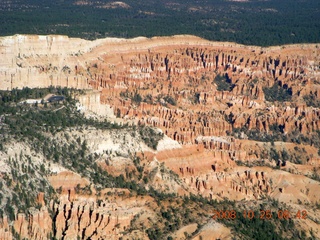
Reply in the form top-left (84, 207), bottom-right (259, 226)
top-left (62, 202), bottom-right (73, 239)
top-left (81, 228), bottom-right (86, 240)
top-left (97, 215), bottom-right (104, 228)
top-left (77, 204), bottom-right (85, 233)
top-left (94, 213), bottom-right (99, 223)
top-left (88, 229), bottom-right (98, 239)
top-left (52, 206), bottom-right (59, 238)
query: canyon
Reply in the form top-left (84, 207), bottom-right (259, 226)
top-left (0, 34), bottom-right (320, 239)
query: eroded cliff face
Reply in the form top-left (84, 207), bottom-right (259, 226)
top-left (2, 35), bottom-right (319, 144)
top-left (50, 191), bottom-right (145, 240)
top-left (0, 190), bottom-right (153, 240)
top-left (1, 35), bottom-right (320, 239)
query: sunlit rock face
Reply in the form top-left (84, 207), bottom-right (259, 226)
top-left (1, 34), bottom-right (320, 239)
